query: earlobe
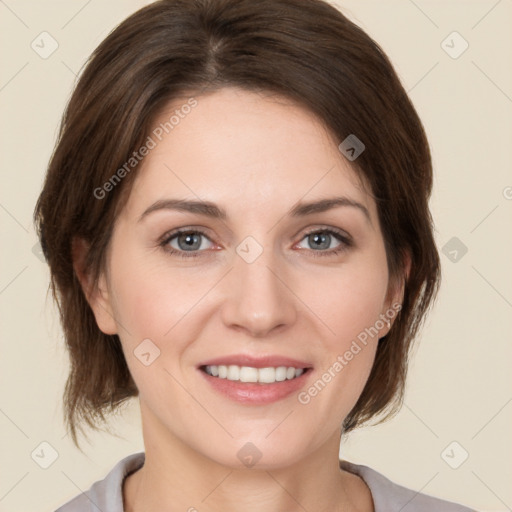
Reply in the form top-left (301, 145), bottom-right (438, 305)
top-left (71, 238), bottom-right (118, 335)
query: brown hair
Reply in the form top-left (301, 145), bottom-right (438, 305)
top-left (34, 0), bottom-right (440, 448)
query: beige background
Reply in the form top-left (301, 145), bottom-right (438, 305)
top-left (1, 1), bottom-right (511, 511)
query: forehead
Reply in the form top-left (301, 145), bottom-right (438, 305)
top-left (124, 87), bottom-right (374, 221)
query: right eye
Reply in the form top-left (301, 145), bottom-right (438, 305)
top-left (160, 229), bottom-right (216, 258)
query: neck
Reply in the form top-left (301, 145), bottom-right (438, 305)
top-left (123, 406), bottom-right (373, 512)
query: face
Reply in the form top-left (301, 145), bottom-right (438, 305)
top-left (84, 86), bottom-right (400, 469)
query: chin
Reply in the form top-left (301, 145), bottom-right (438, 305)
top-left (195, 433), bottom-right (319, 471)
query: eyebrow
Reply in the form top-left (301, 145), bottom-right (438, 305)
top-left (138, 196), bottom-right (371, 224)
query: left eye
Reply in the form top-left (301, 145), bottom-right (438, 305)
top-left (166, 231), bottom-right (214, 252)
top-left (296, 230), bottom-right (346, 252)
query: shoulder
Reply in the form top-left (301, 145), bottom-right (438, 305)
top-left (340, 460), bottom-right (476, 512)
top-left (54, 452), bottom-right (475, 512)
top-left (54, 452), bottom-right (145, 512)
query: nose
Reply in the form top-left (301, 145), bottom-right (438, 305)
top-left (219, 244), bottom-right (298, 338)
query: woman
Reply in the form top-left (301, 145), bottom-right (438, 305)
top-left (35, 0), bottom-right (474, 510)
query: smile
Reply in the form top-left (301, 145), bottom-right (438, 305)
top-left (202, 365), bottom-right (305, 384)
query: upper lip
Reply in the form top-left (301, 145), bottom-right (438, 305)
top-left (198, 354), bottom-right (313, 369)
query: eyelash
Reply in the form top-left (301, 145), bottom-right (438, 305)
top-left (159, 227), bottom-right (353, 259)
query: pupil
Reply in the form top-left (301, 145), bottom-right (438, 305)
top-left (310, 233), bottom-right (329, 250)
top-left (179, 233), bottom-right (200, 250)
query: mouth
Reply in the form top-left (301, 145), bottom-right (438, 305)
top-left (197, 355), bottom-right (313, 404)
top-left (200, 364), bottom-right (308, 384)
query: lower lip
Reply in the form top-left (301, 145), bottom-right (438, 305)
top-left (199, 369), bottom-right (311, 405)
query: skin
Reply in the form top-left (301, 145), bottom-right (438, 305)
top-left (75, 86), bottom-right (404, 512)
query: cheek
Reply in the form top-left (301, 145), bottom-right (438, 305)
top-left (108, 253), bottom-right (212, 342)
top-left (302, 253), bottom-right (389, 349)
top-left (296, 253), bottom-right (387, 411)
top-left (106, 252), bottom-right (224, 397)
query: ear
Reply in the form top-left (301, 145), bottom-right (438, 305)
top-left (72, 237), bottom-right (118, 335)
top-left (380, 249), bottom-right (411, 337)
top-left (389, 249), bottom-right (411, 305)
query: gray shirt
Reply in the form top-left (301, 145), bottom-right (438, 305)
top-left (55, 452), bottom-right (475, 511)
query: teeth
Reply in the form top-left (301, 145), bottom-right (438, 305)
top-left (227, 365), bottom-right (240, 381)
top-left (239, 366), bottom-right (259, 382)
top-left (204, 365), bottom-right (305, 383)
top-left (258, 367), bottom-right (276, 384)
top-left (275, 367), bottom-right (287, 381)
